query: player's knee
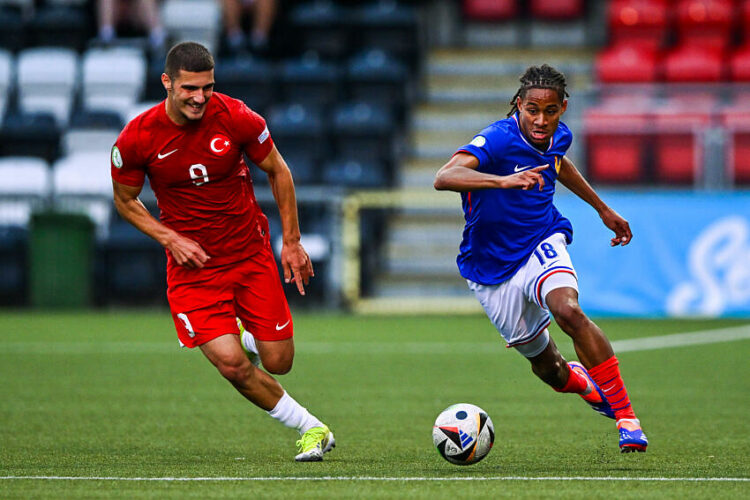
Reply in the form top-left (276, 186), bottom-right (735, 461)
top-left (551, 299), bottom-right (587, 332)
top-left (216, 356), bottom-right (254, 383)
top-left (262, 353), bottom-right (293, 375)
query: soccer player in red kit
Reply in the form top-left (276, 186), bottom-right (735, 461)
top-left (111, 42), bottom-right (334, 461)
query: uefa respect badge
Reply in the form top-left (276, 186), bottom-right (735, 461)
top-left (111, 145), bottom-right (123, 168)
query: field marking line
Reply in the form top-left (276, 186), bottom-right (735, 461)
top-left (611, 324), bottom-right (750, 353)
top-left (1, 475), bottom-right (748, 482)
top-left (1, 324), bottom-right (749, 355)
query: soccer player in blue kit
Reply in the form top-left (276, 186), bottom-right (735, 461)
top-left (434, 64), bottom-right (648, 452)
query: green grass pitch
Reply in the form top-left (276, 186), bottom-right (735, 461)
top-left (1, 311), bottom-right (749, 498)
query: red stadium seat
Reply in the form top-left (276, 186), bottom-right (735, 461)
top-left (729, 44), bottom-right (750, 81)
top-left (720, 110), bottom-right (750, 183)
top-left (463, 0), bottom-right (518, 21)
top-left (608, 0), bottom-right (670, 50)
top-left (676, 0), bottom-right (734, 50)
top-left (595, 42), bottom-right (660, 83)
top-left (584, 108), bottom-right (649, 184)
top-left (663, 44), bottom-right (725, 82)
top-left (530, 0), bottom-right (584, 20)
top-left (653, 109), bottom-right (712, 183)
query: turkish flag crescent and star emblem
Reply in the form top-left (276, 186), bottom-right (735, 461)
top-left (209, 134), bottom-right (231, 156)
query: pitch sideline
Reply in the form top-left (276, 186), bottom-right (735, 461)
top-left (1, 475), bottom-right (748, 482)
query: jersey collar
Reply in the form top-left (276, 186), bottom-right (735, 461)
top-left (512, 112), bottom-right (554, 156)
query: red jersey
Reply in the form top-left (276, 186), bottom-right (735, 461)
top-left (111, 93), bottom-right (274, 268)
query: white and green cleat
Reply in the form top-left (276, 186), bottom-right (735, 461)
top-left (295, 425), bottom-right (335, 462)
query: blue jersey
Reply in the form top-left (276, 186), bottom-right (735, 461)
top-left (455, 113), bottom-right (574, 285)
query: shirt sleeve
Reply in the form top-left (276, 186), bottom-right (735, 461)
top-left (455, 124), bottom-right (505, 172)
top-left (110, 122), bottom-right (146, 187)
top-left (235, 102), bottom-right (274, 165)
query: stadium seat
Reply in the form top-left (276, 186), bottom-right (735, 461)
top-left (331, 101), bottom-right (395, 179)
top-left (52, 151), bottom-right (114, 238)
top-left (322, 158), bottom-right (388, 188)
top-left (352, 2), bottom-right (420, 71)
top-left (162, 0), bottom-right (222, 54)
top-left (278, 53), bottom-right (342, 109)
top-left (0, 224), bottom-right (28, 305)
top-left (663, 44), bottom-right (725, 82)
top-left (595, 42), bottom-right (660, 83)
top-left (17, 47), bottom-right (78, 126)
top-left (652, 108), bottom-right (711, 184)
top-left (0, 156), bottom-right (51, 226)
top-left (266, 102), bottom-right (328, 165)
top-left (0, 6), bottom-right (26, 52)
top-left (607, 0), bottom-right (670, 50)
top-left (284, 153), bottom-right (319, 186)
top-left (288, 1), bottom-right (353, 61)
top-left (583, 108), bottom-right (649, 184)
top-left (82, 47), bottom-right (147, 117)
top-left (729, 44), bottom-right (750, 81)
top-left (214, 56), bottom-right (276, 113)
top-left (123, 101), bottom-right (160, 124)
top-left (345, 49), bottom-right (409, 120)
top-left (675, 0), bottom-right (734, 50)
top-left (26, 5), bottom-right (90, 52)
top-left (463, 0), bottom-right (518, 21)
top-left (0, 49), bottom-right (11, 120)
top-left (143, 59), bottom-right (167, 101)
top-left (720, 109), bottom-right (750, 183)
top-left (0, 112), bottom-right (60, 162)
top-left (530, 0), bottom-right (584, 20)
top-left (100, 219), bottom-right (166, 304)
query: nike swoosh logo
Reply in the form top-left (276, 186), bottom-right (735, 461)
top-left (157, 149), bottom-right (178, 159)
top-left (275, 320), bottom-right (290, 331)
top-left (514, 163), bottom-right (548, 173)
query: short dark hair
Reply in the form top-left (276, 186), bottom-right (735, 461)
top-left (507, 64), bottom-right (569, 117)
top-left (164, 42), bottom-right (214, 80)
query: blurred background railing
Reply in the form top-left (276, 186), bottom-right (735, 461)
top-left (0, 0), bottom-right (748, 316)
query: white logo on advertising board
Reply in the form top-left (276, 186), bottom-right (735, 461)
top-left (666, 216), bottom-right (750, 316)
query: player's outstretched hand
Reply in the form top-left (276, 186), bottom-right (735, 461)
top-left (281, 241), bottom-right (314, 296)
top-left (165, 233), bottom-right (210, 268)
top-left (600, 207), bottom-right (632, 246)
top-left (505, 164), bottom-right (548, 191)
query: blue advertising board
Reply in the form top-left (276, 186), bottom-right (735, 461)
top-left (556, 191), bottom-right (750, 318)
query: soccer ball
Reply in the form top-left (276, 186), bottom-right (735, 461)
top-left (432, 403), bottom-right (494, 465)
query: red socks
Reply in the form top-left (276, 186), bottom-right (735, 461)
top-left (588, 356), bottom-right (637, 420)
top-left (553, 363), bottom-right (589, 394)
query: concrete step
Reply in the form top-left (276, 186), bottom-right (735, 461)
top-left (372, 273), bottom-right (469, 298)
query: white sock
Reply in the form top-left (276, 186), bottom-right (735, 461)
top-left (240, 330), bottom-right (258, 355)
top-left (268, 391), bottom-right (324, 434)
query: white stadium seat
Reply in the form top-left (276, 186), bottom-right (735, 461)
top-left (0, 49), bottom-right (12, 120)
top-left (123, 100), bottom-right (160, 124)
top-left (82, 47), bottom-right (146, 117)
top-left (52, 152), bottom-right (114, 237)
top-left (63, 129), bottom-right (120, 155)
top-left (17, 47), bottom-right (78, 125)
top-left (0, 156), bottom-right (51, 226)
top-left (162, 0), bottom-right (222, 54)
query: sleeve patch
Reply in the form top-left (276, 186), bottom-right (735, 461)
top-left (470, 135), bottom-right (486, 147)
top-left (111, 145), bottom-right (123, 168)
top-left (258, 126), bottom-right (270, 144)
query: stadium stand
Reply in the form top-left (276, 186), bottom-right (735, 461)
top-left (17, 47), bottom-right (78, 126)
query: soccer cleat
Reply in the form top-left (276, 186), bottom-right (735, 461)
top-left (237, 318), bottom-right (261, 368)
top-left (618, 418), bottom-right (648, 453)
top-left (568, 361), bottom-right (615, 419)
top-left (294, 425), bottom-right (335, 462)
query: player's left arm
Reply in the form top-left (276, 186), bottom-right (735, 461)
top-left (557, 155), bottom-right (632, 247)
top-left (256, 145), bottom-right (313, 295)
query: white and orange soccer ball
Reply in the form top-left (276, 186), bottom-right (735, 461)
top-left (432, 403), bottom-right (494, 465)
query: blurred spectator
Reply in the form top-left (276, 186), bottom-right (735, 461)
top-left (222, 0), bottom-right (277, 55)
top-left (97, 0), bottom-right (167, 51)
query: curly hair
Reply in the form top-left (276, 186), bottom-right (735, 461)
top-left (507, 64), bottom-right (569, 118)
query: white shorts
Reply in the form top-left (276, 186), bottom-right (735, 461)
top-left (467, 233), bottom-right (578, 358)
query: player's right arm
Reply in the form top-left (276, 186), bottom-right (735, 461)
top-left (434, 152), bottom-right (547, 192)
top-left (112, 180), bottom-right (210, 269)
